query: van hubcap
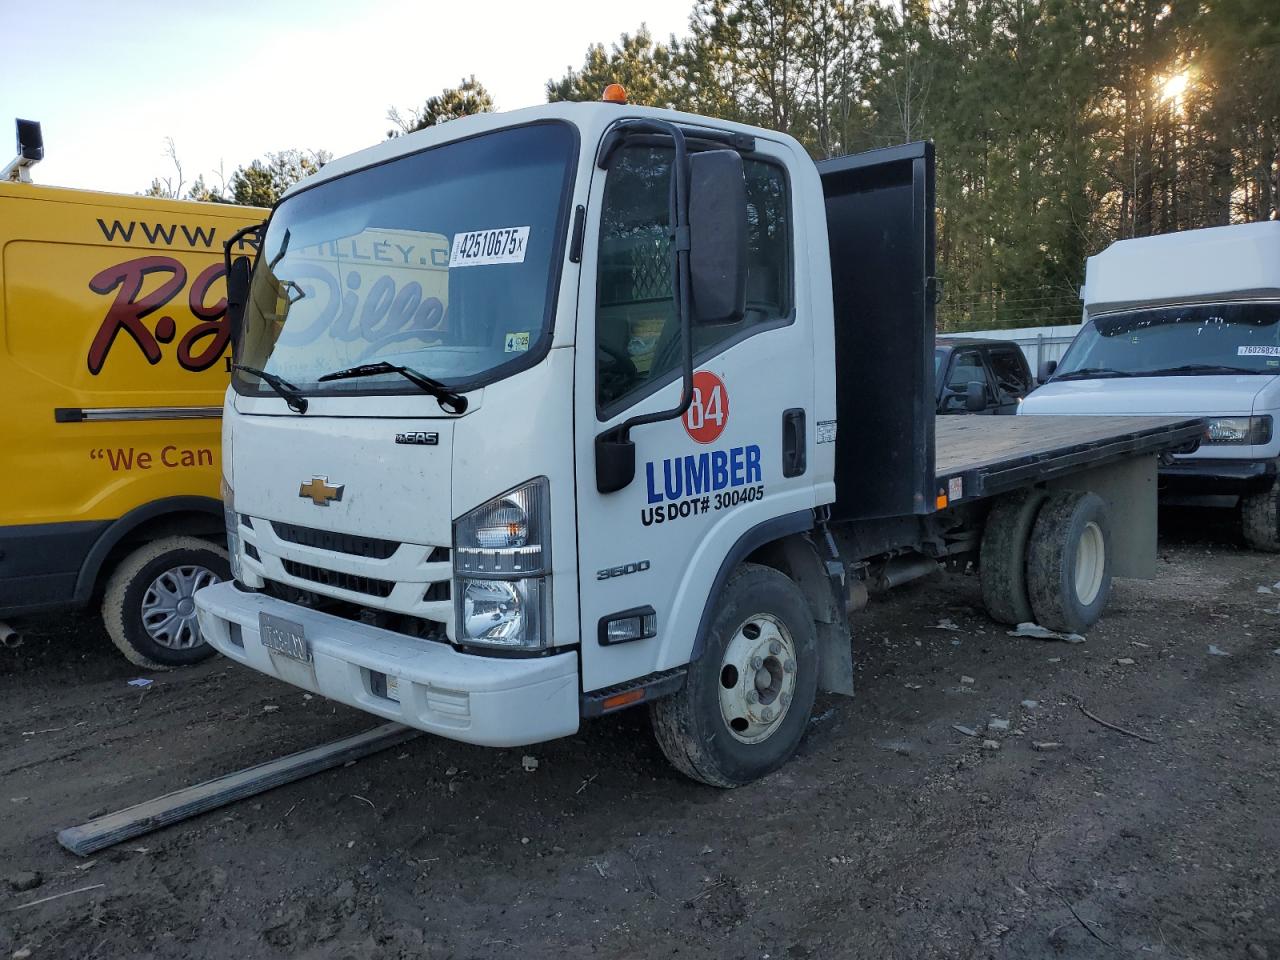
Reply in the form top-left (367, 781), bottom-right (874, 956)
top-left (718, 613), bottom-right (797, 744)
top-left (141, 565), bottom-right (220, 649)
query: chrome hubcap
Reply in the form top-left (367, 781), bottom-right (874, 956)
top-left (141, 565), bottom-right (220, 649)
top-left (718, 613), bottom-right (797, 744)
top-left (1074, 521), bottom-right (1105, 606)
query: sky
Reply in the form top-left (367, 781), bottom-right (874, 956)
top-left (2, 0), bottom-right (695, 195)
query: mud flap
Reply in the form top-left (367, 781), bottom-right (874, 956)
top-left (778, 537), bottom-right (854, 696)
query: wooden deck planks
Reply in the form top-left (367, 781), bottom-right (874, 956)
top-left (934, 415), bottom-right (1200, 479)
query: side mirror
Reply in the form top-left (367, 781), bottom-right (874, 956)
top-left (16, 119), bottom-right (43, 162)
top-left (965, 380), bottom-right (987, 412)
top-left (687, 149), bottom-right (747, 325)
top-left (225, 256), bottom-right (252, 347)
top-left (1038, 359), bottom-right (1057, 383)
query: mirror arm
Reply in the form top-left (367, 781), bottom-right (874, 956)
top-left (223, 221), bottom-right (263, 278)
top-left (596, 120), bottom-right (695, 493)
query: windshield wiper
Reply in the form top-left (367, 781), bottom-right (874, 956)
top-left (1051, 367), bottom-right (1132, 381)
top-left (318, 361), bottom-right (469, 414)
top-left (234, 364), bottom-right (308, 414)
top-left (1140, 363), bottom-right (1267, 376)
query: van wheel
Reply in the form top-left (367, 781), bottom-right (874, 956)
top-left (1025, 492), bottom-right (1112, 634)
top-left (1242, 479), bottom-right (1280, 553)
top-left (103, 537), bottom-right (229, 669)
top-left (979, 489), bottom-right (1048, 625)
top-left (650, 563), bottom-right (817, 787)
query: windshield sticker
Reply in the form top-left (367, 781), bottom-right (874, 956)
top-left (1238, 345), bottom-right (1280, 357)
top-left (449, 227), bottom-right (530, 268)
top-left (504, 331), bottom-right (530, 353)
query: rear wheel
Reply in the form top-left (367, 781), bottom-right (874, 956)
top-left (103, 536), bottom-right (229, 669)
top-left (979, 489), bottom-right (1048, 625)
top-left (1025, 491), bottom-right (1112, 634)
top-left (1242, 478), bottom-right (1280, 553)
top-left (650, 563), bottom-right (817, 787)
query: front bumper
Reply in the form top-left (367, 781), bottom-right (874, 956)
top-left (195, 581), bottom-right (579, 747)
top-left (1159, 457), bottom-right (1278, 498)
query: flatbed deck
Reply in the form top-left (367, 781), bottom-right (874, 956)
top-left (934, 415), bottom-right (1204, 503)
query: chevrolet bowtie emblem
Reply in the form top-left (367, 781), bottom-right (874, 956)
top-left (298, 476), bottom-right (344, 506)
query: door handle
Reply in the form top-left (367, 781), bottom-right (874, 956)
top-left (782, 408), bottom-right (806, 478)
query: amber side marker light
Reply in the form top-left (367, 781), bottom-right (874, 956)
top-left (602, 689), bottom-right (645, 711)
top-left (601, 83), bottom-right (628, 104)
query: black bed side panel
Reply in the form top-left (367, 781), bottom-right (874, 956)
top-left (817, 141), bottom-right (936, 520)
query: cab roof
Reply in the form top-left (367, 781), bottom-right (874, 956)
top-left (282, 101), bottom-right (806, 201)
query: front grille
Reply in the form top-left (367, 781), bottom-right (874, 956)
top-left (281, 560), bottom-right (394, 598)
top-left (259, 579), bottom-right (447, 643)
top-left (271, 521), bottom-right (399, 559)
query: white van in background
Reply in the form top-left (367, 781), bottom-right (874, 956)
top-left (1021, 221), bottom-right (1280, 551)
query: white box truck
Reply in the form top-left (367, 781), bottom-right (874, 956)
top-left (195, 101), bottom-right (1199, 786)
top-left (1021, 222), bottom-right (1280, 551)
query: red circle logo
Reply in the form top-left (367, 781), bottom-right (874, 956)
top-left (683, 371), bottom-right (729, 444)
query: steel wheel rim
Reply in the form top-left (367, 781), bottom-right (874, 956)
top-left (141, 564), bottom-right (220, 649)
top-left (1074, 521), bottom-right (1105, 607)
top-left (717, 612), bottom-right (797, 744)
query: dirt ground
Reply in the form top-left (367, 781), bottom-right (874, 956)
top-left (2, 507), bottom-right (1278, 960)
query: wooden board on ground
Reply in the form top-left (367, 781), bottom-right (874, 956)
top-left (56, 722), bottom-right (420, 857)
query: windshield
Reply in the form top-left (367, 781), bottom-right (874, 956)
top-left (235, 122), bottom-right (576, 397)
top-left (1054, 301), bottom-right (1280, 380)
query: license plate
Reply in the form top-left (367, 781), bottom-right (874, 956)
top-left (259, 612), bottom-right (311, 664)
top-left (386, 675), bottom-right (401, 702)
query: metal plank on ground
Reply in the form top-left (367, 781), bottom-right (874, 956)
top-left (56, 722), bottom-right (421, 857)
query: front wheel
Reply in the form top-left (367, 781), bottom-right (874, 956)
top-left (650, 563), bottom-right (817, 787)
top-left (102, 536), bottom-right (229, 669)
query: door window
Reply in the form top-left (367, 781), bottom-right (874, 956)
top-left (943, 350), bottom-right (990, 411)
top-left (987, 349), bottom-right (1030, 403)
top-left (595, 144), bottom-right (793, 412)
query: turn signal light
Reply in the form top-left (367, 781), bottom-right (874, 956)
top-left (601, 83), bottom-right (628, 104)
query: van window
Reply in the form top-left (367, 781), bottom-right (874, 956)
top-left (595, 145), bottom-right (793, 411)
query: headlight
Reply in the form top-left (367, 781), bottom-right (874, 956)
top-left (1202, 416), bottom-right (1273, 445)
top-left (454, 478), bottom-right (551, 650)
top-left (220, 475), bottom-right (244, 582)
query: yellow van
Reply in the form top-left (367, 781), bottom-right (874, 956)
top-left (1, 127), bottom-right (266, 667)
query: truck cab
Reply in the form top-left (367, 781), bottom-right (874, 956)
top-left (197, 101), bottom-right (1199, 785)
top-left (934, 336), bottom-right (1033, 415)
top-left (1020, 222), bottom-right (1280, 550)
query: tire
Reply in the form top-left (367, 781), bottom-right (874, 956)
top-left (102, 536), bottom-right (229, 669)
top-left (1025, 491), bottom-right (1112, 634)
top-left (979, 489), bottom-right (1048, 625)
top-left (1242, 478), bottom-right (1280, 553)
top-left (650, 563), bottom-right (818, 787)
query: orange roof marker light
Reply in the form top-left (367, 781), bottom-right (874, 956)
top-left (601, 83), bottom-right (628, 105)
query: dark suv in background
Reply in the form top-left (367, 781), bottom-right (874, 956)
top-left (935, 337), bottom-right (1035, 414)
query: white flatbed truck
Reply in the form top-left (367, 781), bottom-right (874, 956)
top-left (195, 102), bottom-right (1201, 786)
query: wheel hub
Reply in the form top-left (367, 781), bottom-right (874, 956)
top-left (141, 564), bottom-right (220, 650)
top-left (1074, 521), bottom-right (1105, 606)
top-left (718, 614), bottom-right (798, 744)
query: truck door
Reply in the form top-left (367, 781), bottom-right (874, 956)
top-left (941, 348), bottom-right (997, 415)
top-left (572, 134), bottom-right (816, 694)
